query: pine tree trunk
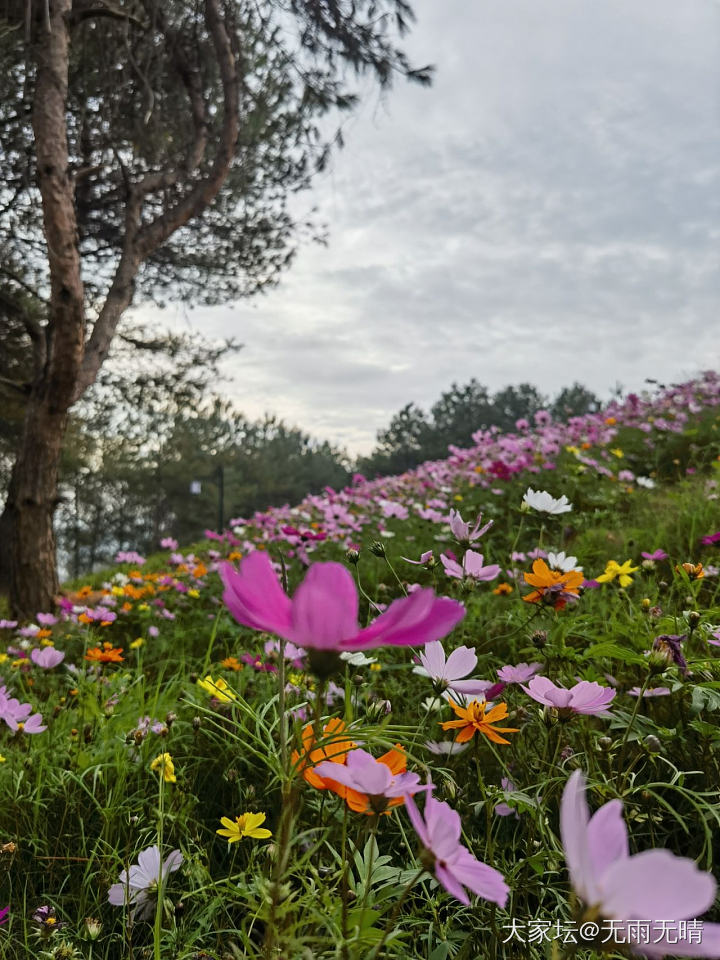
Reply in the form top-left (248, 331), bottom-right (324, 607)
top-left (6, 395), bottom-right (68, 617)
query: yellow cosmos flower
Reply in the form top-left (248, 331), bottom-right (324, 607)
top-left (596, 559), bottom-right (639, 588)
top-left (188, 589), bottom-right (200, 598)
top-left (130, 637), bottom-right (144, 649)
top-left (197, 675), bottom-right (237, 702)
top-left (150, 752), bottom-right (176, 783)
top-left (216, 812), bottom-right (272, 844)
top-left (610, 448), bottom-right (624, 458)
top-left (0, 755), bottom-right (6, 763)
top-left (0, 654), bottom-right (8, 664)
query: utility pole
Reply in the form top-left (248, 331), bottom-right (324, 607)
top-left (216, 463), bottom-right (225, 533)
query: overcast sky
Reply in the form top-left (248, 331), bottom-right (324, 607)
top-left (139, 0), bottom-right (720, 455)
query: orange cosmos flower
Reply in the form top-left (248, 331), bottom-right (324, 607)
top-left (677, 562), bottom-right (704, 581)
top-left (523, 559), bottom-right (584, 610)
top-left (221, 656), bottom-right (243, 671)
top-left (291, 718), bottom-right (356, 793)
top-left (85, 642), bottom-right (124, 664)
top-left (493, 582), bottom-right (513, 596)
top-left (440, 699), bottom-right (518, 745)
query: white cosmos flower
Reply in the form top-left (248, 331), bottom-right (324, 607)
top-left (424, 739), bottom-right (470, 756)
top-left (547, 551), bottom-right (583, 573)
top-left (340, 651), bottom-right (377, 667)
top-left (522, 488), bottom-right (573, 515)
top-left (636, 477), bottom-right (656, 489)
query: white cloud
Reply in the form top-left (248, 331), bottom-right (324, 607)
top-left (134, 0), bottom-right (720, 455)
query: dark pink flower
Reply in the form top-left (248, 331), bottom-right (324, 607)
top-left (221, 552), bottom-right (464, 653)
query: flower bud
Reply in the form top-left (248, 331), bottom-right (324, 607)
top-left (531, 629), bottom-right (547, 649)
top-left (688, 611), bottom-right (701, 632)
top-left (166, 712), bottom-right (177, 727)
top-left (83, 917), bottom-right (102, 940)
top-left (597, 736), bottom-right (612, 752)
top-left (192, 715), bottom-right (202, 731)
top-left (641, 598), bottom-right (651, 610)
top-left (644, 734), bottom-right (662, 753)
top-left (344, 548), bottom-right (360, 565)
top-left (369, 540), bottom-right (386, 557)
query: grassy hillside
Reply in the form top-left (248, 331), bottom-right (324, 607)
top-left (2, 373), bottom-right (720, 959)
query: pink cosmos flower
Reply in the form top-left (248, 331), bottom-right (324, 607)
top-left (497, 662), bottom-right (542, 684)
top-left (404, 790), bottom-right (509, 907)
top-left (440, 550), bottom-right (501, 582)
top-left (30, 647), bottom-right (65, 669)
top-left (414, 640), bottom-right (502, 697)
top-left (221, 552), bottom-right (465, 654)
top-left (402, 550), bottom-right (434, 566)
top-left (2, 698), bottom-right (47, 734)
top-left (521, 676), bottom-right (615, 717)
top-left (448, 509), bottom-right (493, 544)
top-left (36, 613), bottom-right (58, 626)
top-left (561, 769), bottom-right (720, 957)
top-left (494, 777), bottom-right (520, 819)
top-left (313, 748), bottom-right (427, 811)
top-left (627, 686), bottom-right (671, 698)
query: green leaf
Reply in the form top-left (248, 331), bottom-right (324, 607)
top-left (581, 642), bottom-right (646, 665)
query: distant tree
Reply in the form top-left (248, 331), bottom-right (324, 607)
top-left (428, 379), bottom-right (494, 453)
top-left (491, 383), bottom-right (547, 429)
top-left (551, 383), bottom-right (601, 419)
top-left (360, 378), bottom-right (606, 478)
top-left (0, 0), bottom-right (432, 615)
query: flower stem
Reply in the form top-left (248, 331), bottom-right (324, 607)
top-left (369, 867), bottom-right (425, 960)
top-left (154, 773), bottom-right (165, 960)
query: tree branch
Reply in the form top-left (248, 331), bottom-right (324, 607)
top-left (75, 0), bottom-right (239, 400)
top-left (68, 0), bottom-right (146, 28)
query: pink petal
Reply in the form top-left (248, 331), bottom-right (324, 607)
top-left (600, 849), bottom-right (716, 922)
top-left (560, 769), bottom-right (598, 906)
top-left (444, 645), bottom-right (477, 682)
top-left (586, 799), bottom-right (628, 879)
top-left (632, 922), bottom-right (720, 957)
top-left (450, 849), bottom-right (509, 908)
top-left (435, 862), bottom-right (470, 905)
top-left (290, 562), bottom-right (359, 649)
top-left (221, 554), bottom-right (292, 636)
top-left (404, 790), bottom-right (431, 849)
top-left (345, 590), bottom-right (465, 651)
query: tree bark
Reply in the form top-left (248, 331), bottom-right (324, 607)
top-left (7, 0), bottom-right (86, 617)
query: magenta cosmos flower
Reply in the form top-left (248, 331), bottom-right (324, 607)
top-left (221, 553), bottom-right (464, 665)
top-left (521, 676), bottom-right (615, 718)
top-left (440, 550), bottom-right (501, 582)
top-left (414, 640), bottom-right (504, 698)
top-left (404, 790), bottom-right (509, 907)
top-left (561, 770), bottom-right (720, 957)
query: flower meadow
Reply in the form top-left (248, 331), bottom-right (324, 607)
top-left (4, 374), bottom-right (720, 958)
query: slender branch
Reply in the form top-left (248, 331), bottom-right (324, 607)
top-left (74, 0), bottom-right (237, 400)
top-left (67, 0), bottom-right (147, 28)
